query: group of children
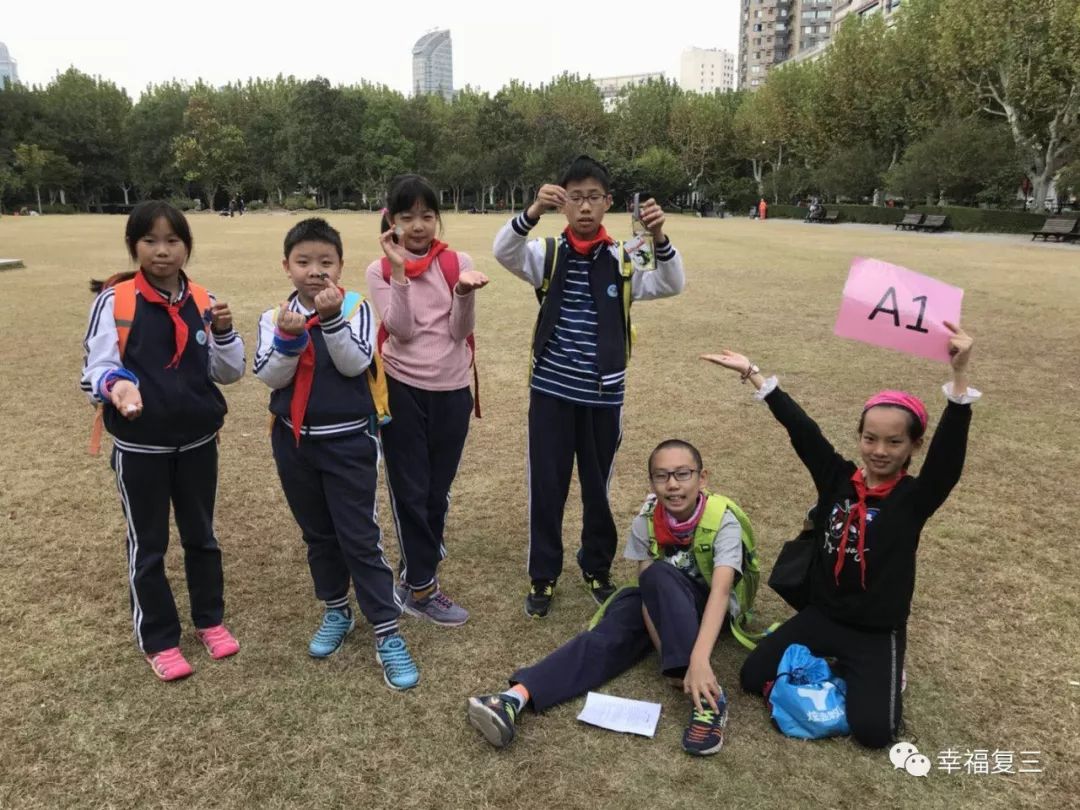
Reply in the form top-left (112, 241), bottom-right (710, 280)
top-left (81, 155), bottom-right (978, 758)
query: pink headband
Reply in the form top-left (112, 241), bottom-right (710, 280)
top-left (863, 390), bottom-right (928, 431)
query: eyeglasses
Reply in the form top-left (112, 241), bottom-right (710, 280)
top-left (566, 193), bottom-right (607, 206)
top-left (649, 468), bottom-right (699, 484)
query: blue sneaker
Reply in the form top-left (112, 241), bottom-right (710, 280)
top-left (308, 608), bottom-right (355, 658)
top-left (375, 633), bottom-right (420, 690)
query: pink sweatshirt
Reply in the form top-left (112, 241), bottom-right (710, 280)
top-left (365, 249), bottom-right (476, 391)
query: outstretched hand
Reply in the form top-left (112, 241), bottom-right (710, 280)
top-left (699, 350), bottom-right (752, 375)
top-left (455, 269), bottom-right (489, 295)
top-left (110, 380), bottom-right (143, 420)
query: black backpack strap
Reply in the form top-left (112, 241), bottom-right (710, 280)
top-left (536, 237), bottom-right (557, 305)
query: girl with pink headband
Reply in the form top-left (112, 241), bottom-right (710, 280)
top-left (700, 321), bottom-right (977, 749)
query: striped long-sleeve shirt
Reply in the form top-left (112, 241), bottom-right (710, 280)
top-left (493, 211), bottom-right (685, 407)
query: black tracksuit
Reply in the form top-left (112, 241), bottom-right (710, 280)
top-left (740, 386), bottom-right (972, 748)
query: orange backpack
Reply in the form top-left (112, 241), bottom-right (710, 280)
top-left (88, 278), bottom-right (213, 454)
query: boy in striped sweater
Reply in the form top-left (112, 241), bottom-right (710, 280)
top-left (493, 155), bottom-right (685, 618)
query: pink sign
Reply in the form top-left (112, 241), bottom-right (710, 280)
top-left (834, 257), bottom-right (963, 363)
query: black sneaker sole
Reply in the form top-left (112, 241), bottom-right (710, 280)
top-left (467, 698), bottom-right (515, 748)
top-left (524, 601), bottom-right (552, 619)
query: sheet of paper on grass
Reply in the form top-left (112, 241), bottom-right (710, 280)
top-left (576, 692), bottom-right (661, 738)
top-left (834, 257), bottom-right (963, 363)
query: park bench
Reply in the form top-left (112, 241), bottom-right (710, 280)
top-left (916, 214), bottom-right (949, 232)
top-left (823, 210), bottom-right (840, 223)
top-left (1031, 217), bottom-right (1079, 242)
top-left (895, 212), bottom-right (923, 230)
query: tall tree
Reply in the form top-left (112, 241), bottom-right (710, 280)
top-left (128, 81), bottom-right (193, 198)
top-left (936, 0), bottom-right (1080, 211)
top-left (173, 92), bottom-right (247, 210)
top-left (39, 68), bottom-right (131, 209)
top-left (14, 143), bottom-right (52, 213)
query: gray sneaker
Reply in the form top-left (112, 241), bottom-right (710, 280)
top-left (403, 589), bottom-right (469, 626)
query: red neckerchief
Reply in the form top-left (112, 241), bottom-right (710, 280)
top-left (403, 240), bottom-right (448, 278)
top-left (134, 269), bottom-right (190, 369)
top-left (289, 289), bottom-right (345, 446)
top-left (652, 493), bottom-right (707, 548)
top-left (562, 225), bottom-right (613, 255)
top-left (836, 469), bottom-right (906, 588)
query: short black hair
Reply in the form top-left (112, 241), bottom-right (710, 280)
top-left (647, 439), bottom-right (704, 474)
top-left (559, 154), bottom-right (611, 193)
top-left (381, 174), bottom-right (442, 235)
top-left (125, 200), bottom-right (192, 261)
top-left (284, 217), bottom-right (343, 260)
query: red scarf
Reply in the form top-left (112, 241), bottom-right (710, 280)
top-left (652, 494), bottom-right (707, 547)
top-left (134, 270), bottom-right (191, 369)
top-left (836, 469), bottom-right (905, 588)
top-left (288, 289), bottom-right (345, 446)
top-left (403, 240), bottom-right (448, 278)
top-left (563, 226), bottom-right (613, 256)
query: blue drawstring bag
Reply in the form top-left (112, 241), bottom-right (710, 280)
top-left (768, 644), bottom-right (850, 739)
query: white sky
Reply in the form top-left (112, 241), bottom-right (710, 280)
top-left (2, 0), bottom-right (739, 99)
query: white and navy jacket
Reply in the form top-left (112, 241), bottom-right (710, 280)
top-left (81, 277), bottom-right (246, 453)
top-left (494, 211), bottom-right (685, 407)
top-left (253, 291), bottom-right (377, 439)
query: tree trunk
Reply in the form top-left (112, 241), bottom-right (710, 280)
top-left (1030, 165), bottom-right (1056, 215)
top-left (122, 185), bottom-right (131, 205)
top-left (751, 159), bottom-right (764, 195)
top-left (35, 185), bottom-right (42, 214)
top-left (60, 189), bottom-right (67, 205)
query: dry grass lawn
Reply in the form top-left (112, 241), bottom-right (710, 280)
top-left (1, 211), bottom-right (1077, 809)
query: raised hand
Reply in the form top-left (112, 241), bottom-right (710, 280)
top-left (943, 321), bottom-right (973, 371)
top-left (639, 198), bottom-right (667, 240)
top-left (527, 184), bottom-right (568, 220)
top-left (313, 281), bottom-right (343, 321)
top-left (455, 269), bottom-right (490, 295)
top-left (276, 303), bottom-right (307, 336)
top-left (210, 301), bottom-right (232, 334)
top-left (379, 228), bottom-right (408, 281)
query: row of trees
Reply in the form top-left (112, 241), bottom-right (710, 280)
top-left (1, 0), bottom-right (1077, 214)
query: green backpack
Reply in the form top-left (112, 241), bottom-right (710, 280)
top-left (590, 492), bottom-right (776, 650)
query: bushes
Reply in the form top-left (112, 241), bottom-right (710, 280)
top-left (283, 195), bottom-right (318, 211)
top-left (41, 203), bottom-right (77, 214)
top-left (763, 203), bottom-right (1055, 233)
top-left (169, 196), bottom-right (197, 211)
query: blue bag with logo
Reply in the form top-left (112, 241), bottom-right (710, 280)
top-left (768, 644), bottom-right (850, 739)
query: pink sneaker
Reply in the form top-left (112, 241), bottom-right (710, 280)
top-left (147, 648), bottom-right (194, 682)
top-left (196, 625), bottom-right (240, 660)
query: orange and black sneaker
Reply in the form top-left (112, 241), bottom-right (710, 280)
top-left (682, 690), bottom-right (729, 756)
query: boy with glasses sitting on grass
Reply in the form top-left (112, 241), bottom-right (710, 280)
top-left (466, 440), bottom-right (744, 756)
